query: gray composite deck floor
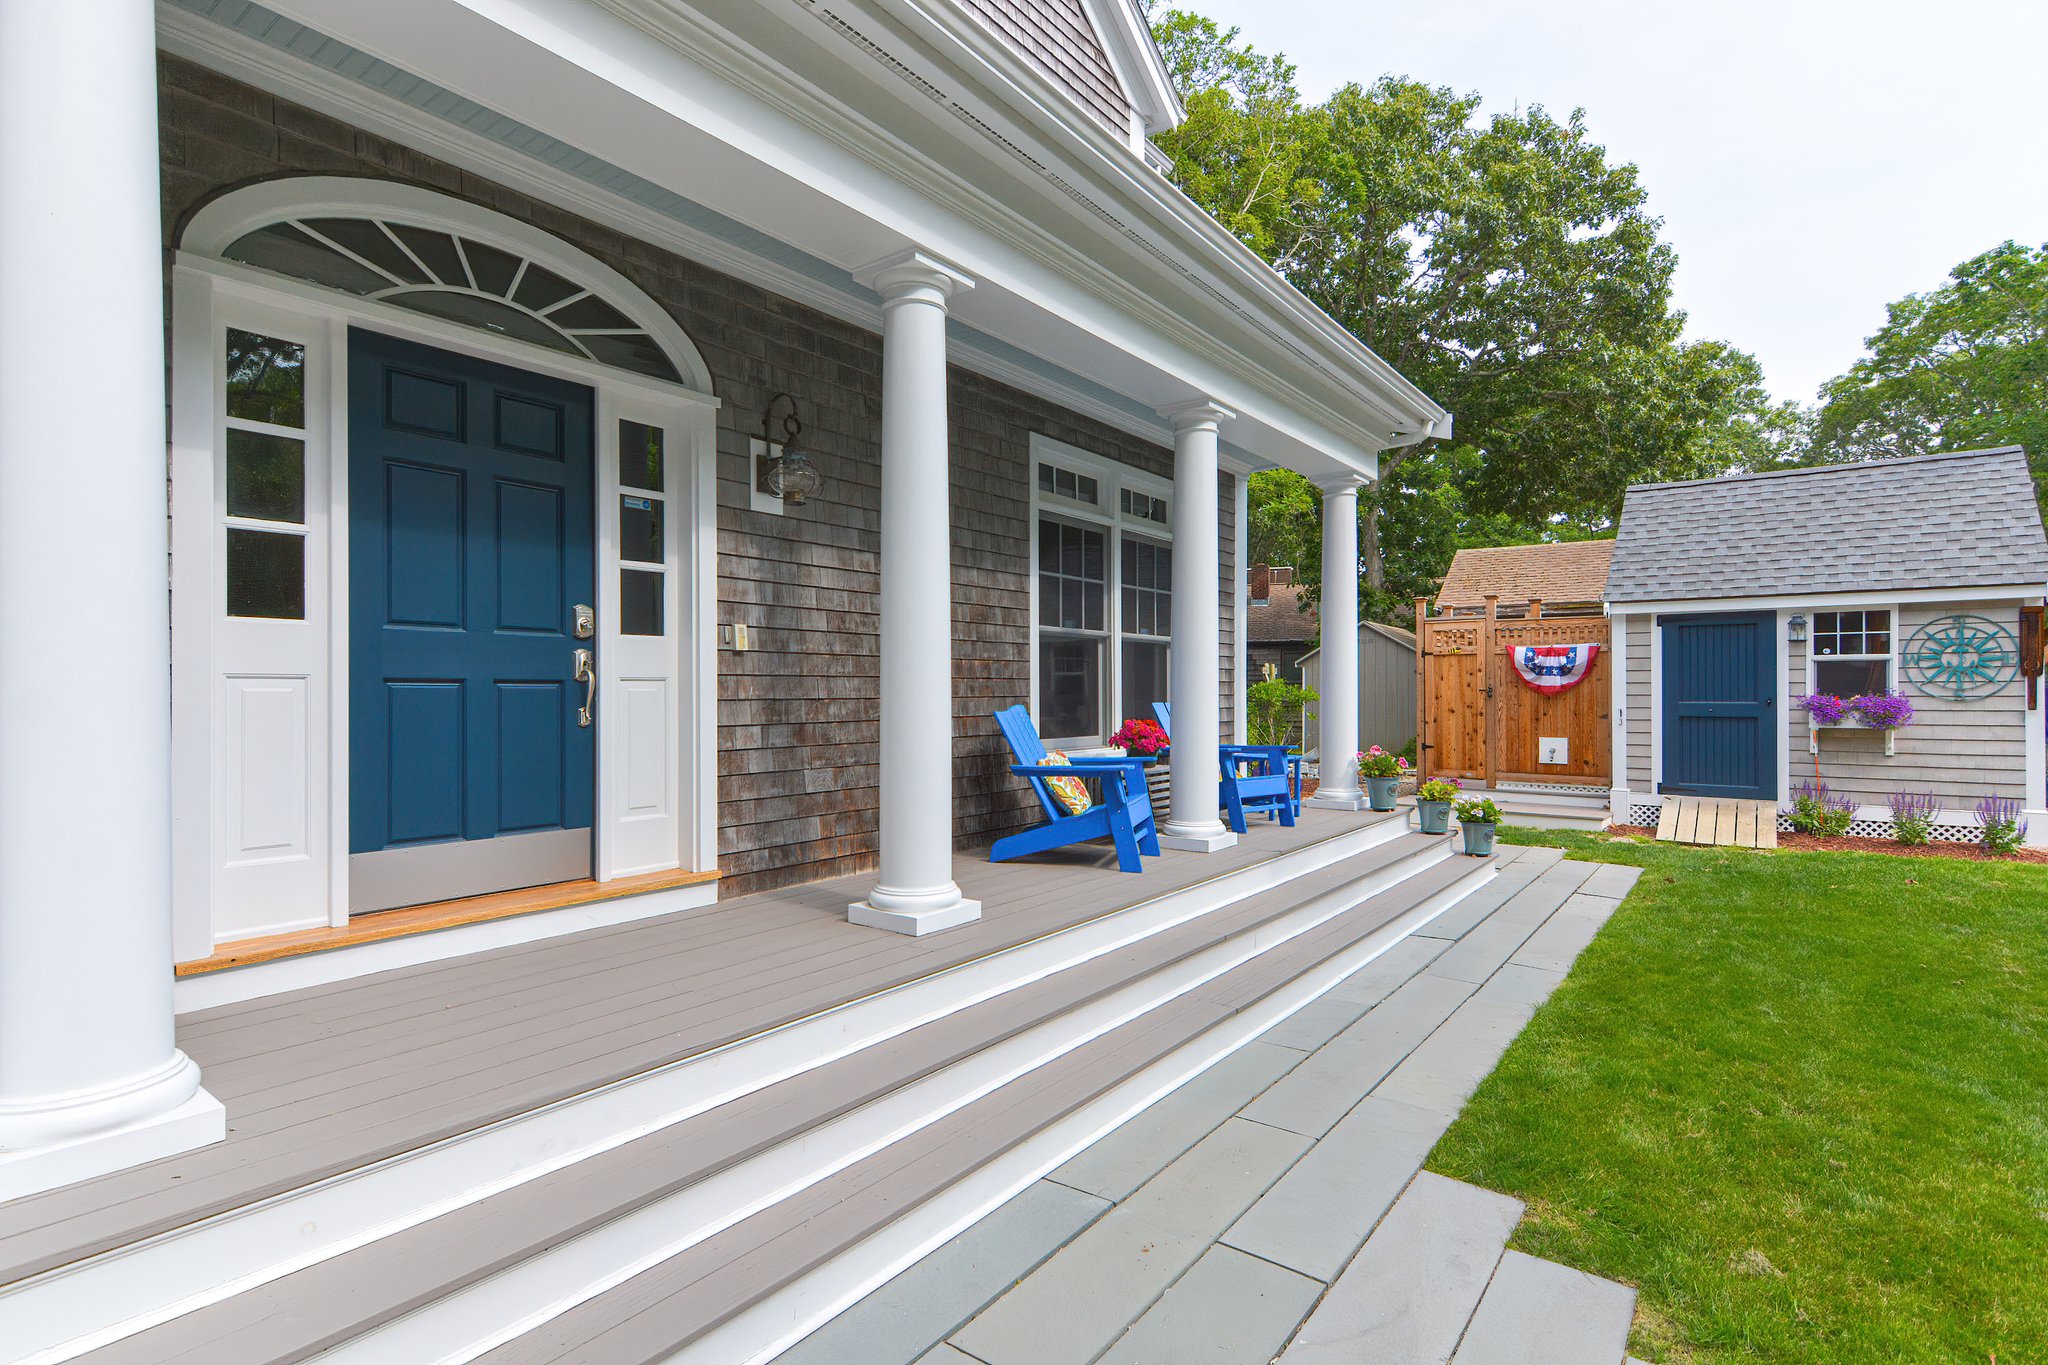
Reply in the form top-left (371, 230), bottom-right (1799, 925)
top-left (0, 809), bottom-right (1380, 1288)
top-left (776, 847), bottom-right (1644, 1365)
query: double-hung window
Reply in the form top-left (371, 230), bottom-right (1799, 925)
top-left (1810, 609), bottom-right (1892, 695)
top-left (1032, 437), bottom-right (1175, 745)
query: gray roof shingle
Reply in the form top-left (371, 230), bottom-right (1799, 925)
top-left (1604, 447), bottom-right (2048, 604)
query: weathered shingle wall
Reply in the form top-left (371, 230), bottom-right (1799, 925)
top-left (158, 55), bottom-right (1232, 896)
top-left (956, 0), bottom-right (1132, 135)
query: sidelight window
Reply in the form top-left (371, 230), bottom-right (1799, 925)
top-left (222, 329), bottom-right (308, 619)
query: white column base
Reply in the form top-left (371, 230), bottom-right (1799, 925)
top-left (848, 896), bottom-right (983, 937)
top-left (2024, 810), bottom-right (2048, 850)
top-left (0, 1088), bottom-right (224, 1203)
top-left (1610, 787), bottom-right (1634, 824)
top-left (1157, 824), bottom-right (1239, 853)
top-left (1305, 790), bottom-right (1371, 812)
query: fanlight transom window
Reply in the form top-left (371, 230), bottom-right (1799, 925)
top-left (223, 216), bottom-right (682, 384)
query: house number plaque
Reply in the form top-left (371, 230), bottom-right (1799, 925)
top-left (1901, 614), bottom-right (2021, 700)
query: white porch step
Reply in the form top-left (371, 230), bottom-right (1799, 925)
top-left (1408, 785), bottom-right (1610, 832)
top-left (52, 835), bottom-right (1494, 1365)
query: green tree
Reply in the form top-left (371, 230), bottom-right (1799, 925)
top-left (1148, 13), bottom-right (1779, 608)
top-left (1810, 241), bottom-right (2048, 498)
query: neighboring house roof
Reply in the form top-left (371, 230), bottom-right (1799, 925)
top-left (1248, 583), bottom-right (1318, 644)
top-left (1435, 541), bottom-right (1615, 611)
top-left (1294, 620), bottom-right (1417, 665)
top-left (1605, 447), bottom-right (2048, 605)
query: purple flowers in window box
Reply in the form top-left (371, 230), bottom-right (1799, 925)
top-left (1848, 691), bottom-right (1915, 729)
top-left (1797, 693), bottom-right (1852, 725)
top-left (1798, 691), bottom-right (1915, 730)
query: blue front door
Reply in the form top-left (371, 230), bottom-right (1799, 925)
top-left (348, 330), bottom-right (596, 910)
top-left (1660, 611), bottom-right (1777, 800)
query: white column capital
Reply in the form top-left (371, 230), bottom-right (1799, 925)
top-left (853, 249), bottom-right (976, 305)
top-left (1158, 398), bottom-right (1235, 432)
top-left (1312, 471), bottom-right (1370, 495)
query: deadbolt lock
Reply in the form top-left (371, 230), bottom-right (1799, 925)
top-left (572, 603), bottom-right (595, 639)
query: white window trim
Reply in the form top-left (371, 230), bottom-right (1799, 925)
top-left (1027, 433), bottom-right (1175, 748)
top-left (170, 190), bottom-right (720, 960)
top-left (1803, 607), bottom-right (1898, 698)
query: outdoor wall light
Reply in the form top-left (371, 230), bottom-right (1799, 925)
top-left (757, 392), bottom-right (822, 507)
top-left (1788, 614), bottom-right (1808, 643)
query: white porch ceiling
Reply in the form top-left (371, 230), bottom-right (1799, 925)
top-left (160, 0), bottom-right (1450, 476)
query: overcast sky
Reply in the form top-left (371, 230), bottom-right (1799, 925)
top-left (1179, 0), bottom-right (2047, 404)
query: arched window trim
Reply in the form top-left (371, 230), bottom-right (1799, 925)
top-left (182, 177), bottom-right (715, 397)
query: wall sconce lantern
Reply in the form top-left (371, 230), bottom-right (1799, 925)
top-left (1787, 614), bottom-right (1808, 643)
top-left (756, 393), bottom-right (822, 508)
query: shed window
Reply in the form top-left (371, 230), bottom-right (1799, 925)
top-left (1811, 610), bottom-right (1891, 695)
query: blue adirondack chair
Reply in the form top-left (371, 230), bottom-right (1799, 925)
top-left (1152, 701), bottom-right (1301, 832)
top-left (989, 706), bottom-right (1161, 873)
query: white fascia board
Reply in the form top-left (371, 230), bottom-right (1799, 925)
top-left (1077, 0), bottom-right (1185, 133)
top-left (1606, 584), bottom-right (2048, 616)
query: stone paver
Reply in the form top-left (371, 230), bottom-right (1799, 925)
top-left (1580, 863), bottom-right (1643, 899)
top-left (1222, 1093), bottom-right (1447, 1280)
top-left (778, 1180), bottom-right (1107, 1365)
top-left (913, 1347), bottom-right (980, 1365)
top-left (1100, 1244), bottom-right (1322, 1365)
top-left (1370, 998), bottom-right (1535, 1116)
top-left (1424, 870), bottom-right (1589, 984)
top-left (1450, 1249), bottom-right (1636, 1364)
top-left (1321, 933), bottom-right (1448, 1004)
top-left (1472, 962), bottom-right (1566, 1008)
top-left (1512, 892), bottom-right (1621, 973)
top-left (951, 1118), bottom-right (1309, 1365)
top-left (1414, 855), bottom-right (1550, 941)
top-left (1279, 1172), bottom-right (1521, 1365)
top-left (1239, 972), bottom-right (1476, 1138)
top-left (1048, 1041), bottom-right (1302, 1202)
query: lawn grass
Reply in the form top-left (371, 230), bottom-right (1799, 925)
top-left (1427, 829), bottom-right (2048, 1364)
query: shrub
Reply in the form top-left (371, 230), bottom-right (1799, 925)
top-left (1788, 780), bottom-right (1856, 837)
top-left (1418, 777), bottom-right (1461, 804)
top-left (1247, 678), bottom-right (1317, 748)
top-left (1455, 796), bottom-right (1503, 825)
top-left (1886, 790), bottom-right (1938, 845)
top-left (1109, 718), bottom-right (1168, 757)
top-left (1357, 744), bottom-right (1408, 779)
top-left (1976, 795), bottom-right (2028, 855)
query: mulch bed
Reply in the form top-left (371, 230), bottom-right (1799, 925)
top-left (1603, 823), bottom-right (2048, 864)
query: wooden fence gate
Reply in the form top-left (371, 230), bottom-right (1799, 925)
top-left (1416, 602), bottom-right (1611, 788)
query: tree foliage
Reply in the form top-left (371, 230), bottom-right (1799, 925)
top-left (1148, 10), bottom-right (1781, 618)
top-left (1810, 241), bottom-right (2048, 495)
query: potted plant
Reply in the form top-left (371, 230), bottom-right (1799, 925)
top-left (1109, 718), bottom-right (1169, 758)
top-left (1415, 777), bottom-right (1460, 835)
top-left (1356, 745), bottom-right (1407, 812)
top-left (1454, 795), bottom-right (1503, 856)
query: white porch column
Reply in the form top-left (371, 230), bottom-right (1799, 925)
top-left (1306, 475), bottom-right (1370, 810)
top-left (1157, 402), bottom-right (1238, 851)
top-left (0, 0), bottom-right (225, 1198)
top-left (1163, 401), bottom-right (1236, 847)
top-left (848, 251), bottom-right (983, 935)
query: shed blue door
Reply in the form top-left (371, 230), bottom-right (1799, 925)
top-left (1660, 611), bottom-right (1777, 800)
top-left (348, 330), bottom-right (596, 909)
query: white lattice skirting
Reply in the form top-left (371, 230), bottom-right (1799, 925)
top-left (1627, 801), bottom-right (1990, 845)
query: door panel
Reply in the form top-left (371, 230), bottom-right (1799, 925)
top-left (348, 329), bottom-right (596, 909)
top-left (1660, 612), bottom-right (1776, 800)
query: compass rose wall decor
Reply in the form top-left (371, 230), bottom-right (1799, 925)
top-left (1901, 614), bottom-right (2022, 700)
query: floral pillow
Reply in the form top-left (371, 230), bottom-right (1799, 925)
top-left (1040, 751), bottom-right (1094, 816)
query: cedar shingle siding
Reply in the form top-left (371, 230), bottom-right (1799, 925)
top-left (957, 0), bottom-right (1132, 135)
top-left (158, 56), bottom-right (1232, 896)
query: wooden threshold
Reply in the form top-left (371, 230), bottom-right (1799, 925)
top-left (176, 868), bottom-right (721, 977)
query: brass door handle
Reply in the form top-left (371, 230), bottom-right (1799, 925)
top-left (573, 648), bottom-right (595, 727)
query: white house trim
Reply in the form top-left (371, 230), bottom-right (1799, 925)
top-left (1607, 612), bottom-right (1630, 821)
top-left (1648, 613), bottom-right (1663, 797)
top-left (1611, 584), bottom-right (2048, 617)
top-left (169, 181), bottom-right (721, 959)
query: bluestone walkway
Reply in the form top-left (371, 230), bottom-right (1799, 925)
top-left (773, 845), bottom-right (1645, 1365)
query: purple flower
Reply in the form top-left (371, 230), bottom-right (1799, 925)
top-left (1798, 693), bottom-right (1851, 725)
top-left (1886, 790), bottom-right (1938, 823)
top-left (1976, 794), bottom-right (2028, 853)
top-left (1850, 691), bottom-right (1915, 729)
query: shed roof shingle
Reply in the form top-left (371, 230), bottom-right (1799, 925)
top-left (1435, 540), bottom-right (1614, 611)
top-left (1248, 583), bottom-right (1317, 643)
top-left (1604, 447), bottom-right (2048, 604)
